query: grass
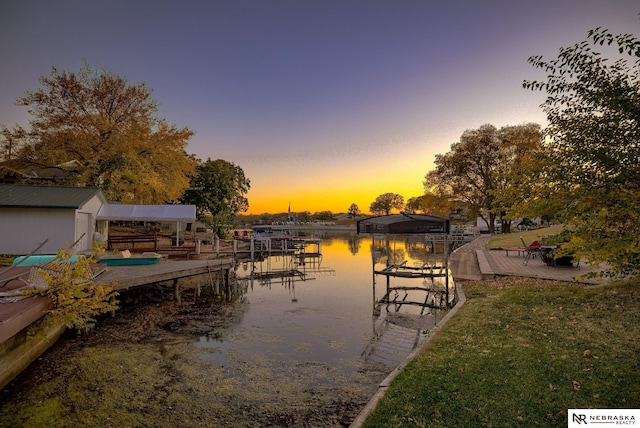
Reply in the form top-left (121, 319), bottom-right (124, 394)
top-left (486, 225), bottom-right (564, 250)
top-left (362, 276), bottom-right (640, 427)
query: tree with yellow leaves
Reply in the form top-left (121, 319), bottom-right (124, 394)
top-left (24, 249), bottom-right (118, 333)
top-left (9, 62), bottom-right (195, 204)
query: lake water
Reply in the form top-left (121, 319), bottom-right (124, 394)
top-left (193, 232), bottom-right (455, 408)
top-left (197, 232), bottom-right (454, 375)
top-left (0, 231), bottom-right (456, 427)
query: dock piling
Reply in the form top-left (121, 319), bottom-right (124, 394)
top-left (173, 279), bottom-right (180, 303)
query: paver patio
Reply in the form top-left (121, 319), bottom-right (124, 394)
top-left (449, 235), bottom-right (606, 284)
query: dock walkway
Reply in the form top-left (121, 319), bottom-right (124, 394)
top-left (95, 258), bottom-right (234, 291)
top-left (0, 257), bottom-right (234, 390)
top-left (1, 258), bottom-right (235, 339)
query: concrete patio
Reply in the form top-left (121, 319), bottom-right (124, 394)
top-left (477, 249), bottom-right (605, 284)
top-left (449, 235), bottom-right (606, 285)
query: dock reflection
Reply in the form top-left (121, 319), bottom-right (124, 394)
top-left (233, 243), bottom-right (335, 291)
top-left (363, 234), bottom-right (456, 365)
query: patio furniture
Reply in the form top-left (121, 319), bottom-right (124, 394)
top-left (504, 247), bottom-right (526, 257)
top-left (540, 245), bottom-right (579, 268)
top-left (520, 237), bottom-right (542, 265)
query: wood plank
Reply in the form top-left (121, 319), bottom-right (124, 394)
top-left (95, 258), bottom-right (234, 291)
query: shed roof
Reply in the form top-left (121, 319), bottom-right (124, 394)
top-left (0, 183), bottom-right (105, 209)
top-left (96, 204), bottom-right (196, 222)
top-left (357, 213), bottom-right (450, 234)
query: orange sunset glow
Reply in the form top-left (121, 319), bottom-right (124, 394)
top-left (242, 145), bottom-right (437, 214)
top-left (2, 2), bottom-right (636, 217)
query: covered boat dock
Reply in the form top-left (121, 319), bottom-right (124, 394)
top-left (357, 213), bottom-right (455, 311)
top-left (357, 213), bottom-right (451, 280)
top-left (356, 213), bottom-right (450, 235)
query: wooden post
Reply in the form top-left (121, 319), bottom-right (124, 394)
top-left (444, 234), bottom-right (450, 305)
top-left (173, 278), bottom-right (180, 303)
top-left (224, 267), bottom-right (231, 301)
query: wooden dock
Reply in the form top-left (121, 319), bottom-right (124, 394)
top-left (231, 236), bottom-right (322, 260)
top-left (95, 258), bottom-right (234, 291)
top-left (0, 257), bottom-right (234, 391)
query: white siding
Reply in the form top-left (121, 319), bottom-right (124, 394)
top-left (0, 208), bottom-right (77, 255)
top-left (75, 211), bottom-right (93, 252)
top-left (75, 194), bottom-right (104, 253)
top-left (81, 195), bottom-right (104, 217)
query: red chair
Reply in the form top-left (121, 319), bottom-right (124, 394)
top-left (520, 237), bottom-right (542, 265)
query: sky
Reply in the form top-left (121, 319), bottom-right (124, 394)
top-left (1, 1), bottom-right (638, 214)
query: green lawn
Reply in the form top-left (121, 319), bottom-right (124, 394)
top-left (486, 225), bottom-right (564, 250)
top-left (362, 276), bottom-right (640, 427)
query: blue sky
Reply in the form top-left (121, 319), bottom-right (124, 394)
top-left (1, 1), bottom-right (638, 213)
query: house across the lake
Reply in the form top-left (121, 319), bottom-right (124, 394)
top-left (0, 184), bottom-right (196, 255)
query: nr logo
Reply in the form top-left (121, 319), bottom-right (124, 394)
top-left (573, 413), bottom-right (588, 424)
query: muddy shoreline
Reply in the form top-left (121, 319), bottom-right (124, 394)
top-left (0, 285), bottom-right (384, 427)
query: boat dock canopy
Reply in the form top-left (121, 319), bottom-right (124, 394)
top-left (96, 204), bottom-right (196, 222)
top-left (357, 213), bottom-right (450, 234)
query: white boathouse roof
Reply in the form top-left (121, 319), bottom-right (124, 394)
top-left (96, 204), bottom-right (196, 222)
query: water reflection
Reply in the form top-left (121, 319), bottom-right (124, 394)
top-left (196, 232), bottom-right (455, 375)
top-left (0, 232), bottom-right (459, 427)
top-left (364, 234), bottom-right (455, 365)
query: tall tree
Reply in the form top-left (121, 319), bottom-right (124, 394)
top-left (493, 123), bottom-right (545, 232)
top-left (425, 125), bottom-right (501, 233)
top-left (419, 191), bottom-right (461, 218)
top-left (369, 193), bottom-right (404, 215)
top-left (0, 125), bottom-right (28, 161)
top-left (524, 24), bottom-right (640, 276)
top-left (182, 158), bottom-right (250, 237)
top-left (425, 123), bottom-right (543, 233)
top-left (347, 203), bottom-right (360, 218)
top-left (11, 63), bottom-right (195, 203)
top-left (404, 196), bottom-right (423, 214)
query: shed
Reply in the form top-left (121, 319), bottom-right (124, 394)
top-left (357, 213), bottom-right (450, 235)
top-left (0, 184), bottom-right (107, 255)
top-left (0, 184), bottom-right (198, 255)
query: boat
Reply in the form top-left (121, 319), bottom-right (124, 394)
top-left (97, 251), bottom-right (163, 266)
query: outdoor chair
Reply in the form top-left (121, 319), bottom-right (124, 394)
top-left (520, 237), bottom-right (542, 265)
